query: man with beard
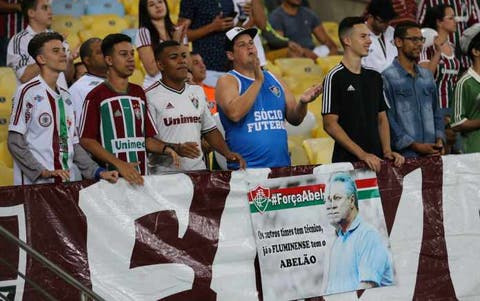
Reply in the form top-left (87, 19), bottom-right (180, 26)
top-left (325, 172), bottom-right (393, 294)
top-left (322, 17), bottom-right (404, 172)
top-left (382, 21), bottom-right (445, 158)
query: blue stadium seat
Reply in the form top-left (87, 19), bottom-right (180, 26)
top-left (122, 28), bottom-right (137, 42)
top-left (51, 0), bottom-right (86, 17)
top-left (86, 1), bottom-right (125, 16)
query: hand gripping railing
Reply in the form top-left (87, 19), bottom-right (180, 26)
top-left (0, 224), bottom-right (105, 301)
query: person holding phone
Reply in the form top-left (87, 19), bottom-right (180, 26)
top-left (178, 0), bottom-right (236, 87)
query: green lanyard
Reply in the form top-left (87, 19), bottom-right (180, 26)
top-left (57, 96), bottom-right (70, 172)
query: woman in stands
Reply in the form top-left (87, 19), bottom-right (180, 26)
top-left (419, 4), bottom-right (460, 154)
top-left (136, 0), bottom-right (185, 88)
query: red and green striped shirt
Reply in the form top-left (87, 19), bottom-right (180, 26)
top-left (79, 83), bottom-right (158, 175)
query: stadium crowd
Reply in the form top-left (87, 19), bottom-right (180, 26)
top-left (1, 0), bottom-right (480, 186)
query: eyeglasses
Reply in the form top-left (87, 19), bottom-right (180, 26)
top-left (402, 36), bottom-right (426, 43)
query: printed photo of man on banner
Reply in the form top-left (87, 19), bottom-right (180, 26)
top-left (248, 169), bottom-right (395, 300)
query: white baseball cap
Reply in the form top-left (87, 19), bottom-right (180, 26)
top-left (225, 27), bottom-right (258, 50)
top-left (460, 23), bottom-right (480, 54)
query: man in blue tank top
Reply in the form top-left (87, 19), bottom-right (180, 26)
top-left (216, 27), bottom-right (323, 169)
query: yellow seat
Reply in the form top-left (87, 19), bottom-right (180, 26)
top-left (265, 47), bottom-right (289, 62)
top-left (66, 33), bottom-right (82, 54)
top-left (130, 69), bottom-right (145, 86)
top-left (91, 15), bottom-right (129, 33)
top-left (81, 14), bottom-right (129, 32)
top-left (51, 15), bottom-right (84, 36)
top-left (302, 137), bottom-right (335, 165)
top-left (0, 117), bottom-right (8, 143)
top-left (283, 74), bottom-right (323, 98)
top-left (322, 21), bottom-right (342, 49)
top-left (316, 55), bottom-right (343, 75)
top-left (0, 162), bottom-right (13, 187)
top-left (124, 0), bottom-right (139, 16)
top-left (0, 67), bottom-right (17, 105)
top-left (275, 57), bottom-right (315, 73)
top-left (264, 60), bottom-right (283, 77)
top-left (288, 135), bottom-right (309, 166)
top-left (0, 67), bottom-right (16, 142)
top-left (0, 141), bottom-right (13, 168)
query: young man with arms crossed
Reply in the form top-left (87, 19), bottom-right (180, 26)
top-left (8, 32), bottom-right (118, 185)
top-left (79, 34), bottom-right (178, 185)
top-left (322, 17), bottom-right (404, 172)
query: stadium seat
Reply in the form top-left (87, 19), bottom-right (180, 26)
top-left (168, 0), bottom-right (181, 23)
top-left (130, 69), bottom-right (145, 86)
top-left (79, 15), bottom-right (130, 42)
top-left (122, 28), bottom-right (137, 43)
top-left (0, 115), bottom-right (8, 143)
top-left (86, 1), bottom-right (125, 16)
top-left (288, 136), bottom-right (310, 166)
top-left (0, 163), bottom-right (13, 187)
top-left (0, 68), bottom-right (16, 140)
top-left (302, 137), bottom-right (334, 165)
top-left (122, 0), bottom-right (139, 16)
top-left (91, 15), bottom-right (130, 33)
top-left (275, 57), bottom-right (321, 77)
top-left (51, 0), bottom-right (86, 17)
top-left (316, 55), bottom-right (342, 75)
top-left (282, 74), bottom-right (322, 98)
top-left (0, 141), bottom-right (13, 168)
top-left (51, 15), bottom-right (84, 36)
top-left (322, 21), bottom-right (342, 50)
top-left (125, 15), bottom-right (138, 28)
top-left (265, 48), bottom-right (289, 62)
top-left (264, 60), bottom-right (282, 77)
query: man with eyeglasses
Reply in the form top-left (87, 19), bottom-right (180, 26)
top-left (362, 0), bottom-right (398, 73)
top-left (382, 21), bottom-right (445, 158)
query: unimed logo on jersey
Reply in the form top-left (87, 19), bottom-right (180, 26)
top-left (111, 137), bottom-right (145, 153)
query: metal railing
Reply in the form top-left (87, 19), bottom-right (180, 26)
top-left (0, 224), bottom-right (105, 301)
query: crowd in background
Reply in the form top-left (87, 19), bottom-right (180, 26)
top-left (1, 0), bottom-right (480, 186)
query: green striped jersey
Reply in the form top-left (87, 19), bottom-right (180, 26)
top-left (80, 83), bottom-right (158, 175)
top-left (452, 68), bottom-right (480, 153)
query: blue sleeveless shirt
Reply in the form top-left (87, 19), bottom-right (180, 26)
top-left (219, 70), bottom-right (291, 169)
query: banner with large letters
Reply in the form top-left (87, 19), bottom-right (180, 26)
top-left (0, 154), bottom-right (479, 300)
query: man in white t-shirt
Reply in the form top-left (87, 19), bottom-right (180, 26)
top-left (7, 32), bottom-right (118, 185)
top-left (362, 0), bottom-right (398, 73)
top-left (145, 40), bottom-right (245, 172)
top-left (69, 38), bottom-right (107, 129)
top-left (6, 0), bottom-right (73, 86)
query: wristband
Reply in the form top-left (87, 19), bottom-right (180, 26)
top-left (95, 167), bottom-right (106, 180)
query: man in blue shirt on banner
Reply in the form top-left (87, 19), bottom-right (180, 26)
top-left (325, 172), bottom-right (393, 294)
top-left (216, 27), bottom-right (322, 169)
